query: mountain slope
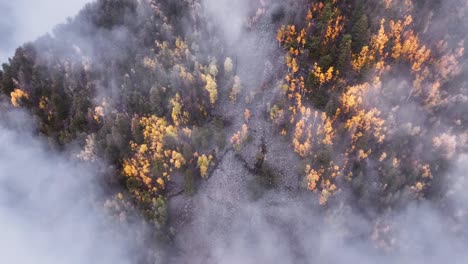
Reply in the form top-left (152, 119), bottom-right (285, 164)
top-left (0, 0), bottom-right (467, 263)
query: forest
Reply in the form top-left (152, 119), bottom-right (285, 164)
top-left (0, 0), bottom-right (467, 263)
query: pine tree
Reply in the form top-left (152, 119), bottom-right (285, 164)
top-left (351, 14), bottom-right (370, 52)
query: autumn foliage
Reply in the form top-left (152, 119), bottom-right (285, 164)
top-left (273, 0), bottom-right (463, 205)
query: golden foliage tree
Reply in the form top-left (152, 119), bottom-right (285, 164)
top-left (197, 154), bottom-right (213, 178)
top-left (203, 74), bottom-right (218, 106)
top-left (123, 116), bottom-right (185, 194)
top-left (10, 88), bottom-right (29, 107)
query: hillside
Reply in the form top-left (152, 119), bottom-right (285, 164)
top-left (1, 0), bottom-right (467, 263)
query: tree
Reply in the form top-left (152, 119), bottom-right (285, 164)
top-left (203, 74), bottom-right (218, 106)
top-left (197, 154), bottom-right (213, 178)
top-left (224, 57), bottom-right (233, 74)
top-left (351, 14), bottom-right (370, 52)
top-left (150, 86), bottom-right (164, 116)
top-left (10, 88), bottom-right (29, 107)
top-left (338, 34), bottom-right (353, 70)
top-left (1, 63), bottom-right (15, 94)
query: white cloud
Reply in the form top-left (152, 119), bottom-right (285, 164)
top-left (0, 108), bottom-right (132, 264)
top-left (0, 0), bottom-right (91, 63)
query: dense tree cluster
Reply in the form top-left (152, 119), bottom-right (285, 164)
top-left (273, 0), bottom-right (467, 207)
top-left (0, 0), bottom-right (234, 230)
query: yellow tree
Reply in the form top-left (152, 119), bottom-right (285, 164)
top-left (203, 74), bottom-right (218, 105)
top-left (197, 154), bottom-right (213, 178)
top-left (10, 88), bottom-right (29, 107)
top-left (231, 124), bottom-right (249, 151)
top-left (371, 19), bottom-right (389, 57)
top-left (123, 115), bottom-right (185, 193)
top-left (312, 63), bottom-right (334, 86)
top-left (170, 93), bottom-right (189, 127)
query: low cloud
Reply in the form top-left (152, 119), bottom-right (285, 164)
top-left (0, 107), bottom-right (134, 264)
top-left (0, 0), bottom-right (91, 63)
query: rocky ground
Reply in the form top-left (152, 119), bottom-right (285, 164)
top-left (166, 21), bottom-right (314, 262)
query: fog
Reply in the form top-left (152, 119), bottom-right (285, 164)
top-left (0, 0), bottom-right (467, 263)
top-left (184, 156), bottom-right (468, 264)
top-left (0, 107), bottom-right (135, 264)
top-left (0, 0), bottom-right (91, 63)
